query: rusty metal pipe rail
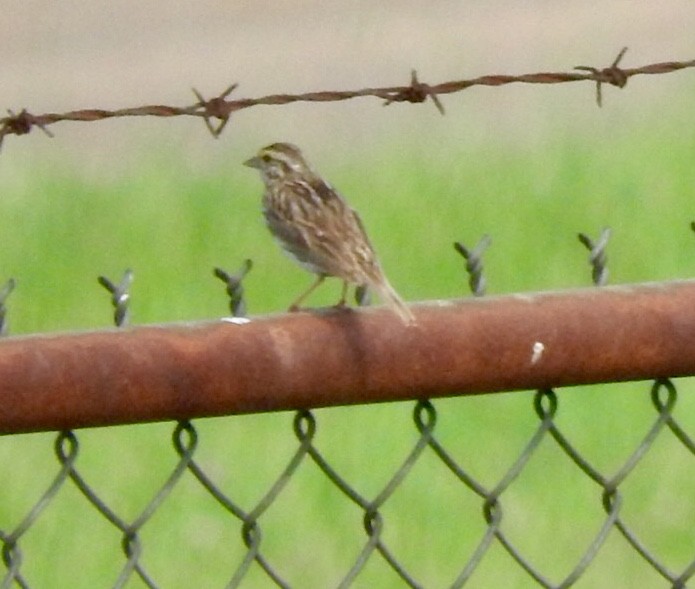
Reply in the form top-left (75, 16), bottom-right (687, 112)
top-left (1, 280), bottom-right (695, 434)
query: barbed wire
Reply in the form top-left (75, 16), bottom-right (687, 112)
top-left (1, 48), bottom-right (693, 149)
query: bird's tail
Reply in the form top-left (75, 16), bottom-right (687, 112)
top-left (373, 278), bottom-right (416, 326)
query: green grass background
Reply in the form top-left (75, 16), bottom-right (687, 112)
top-left (0, 122), bottom-right (694, 588)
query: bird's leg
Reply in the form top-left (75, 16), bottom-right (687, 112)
top-left (334, 281), bottom-right (349, 308)
top-left (288, 274), bottom-right (326, 312)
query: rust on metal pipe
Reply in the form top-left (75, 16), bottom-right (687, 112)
top-left (1, 280), bottom-right (695, 434)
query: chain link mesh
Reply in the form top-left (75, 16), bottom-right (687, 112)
top-left (0, 231), bottom-right (693, 588)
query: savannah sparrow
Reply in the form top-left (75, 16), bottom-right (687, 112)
top-left (244, 142), bottom-right (415, 324)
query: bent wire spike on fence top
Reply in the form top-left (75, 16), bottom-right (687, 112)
top-left (0, 226), bottom-right (693, 588)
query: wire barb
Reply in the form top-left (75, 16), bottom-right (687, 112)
top-left (383, 70), bottom-right (446, 114)
top-left (578, 227), bottom-right (611, 286)
top-left (214, 259), bottom-right (253, 317)
top-left (98, 269), bottom-right (134, 327)
top-left (191, 83), bottom-right (238, 138)
top-left (454, 235), bottom-right (492, 296)
top-left (0, 109), bottom-right (54, 151)
top-left (575, 47), bottom-right (630, 107)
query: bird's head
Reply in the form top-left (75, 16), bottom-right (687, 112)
top-left (244, 142), bottom-right (313, 184)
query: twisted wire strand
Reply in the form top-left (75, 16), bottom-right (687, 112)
top-left (1, 50), bottom-right (693, 148)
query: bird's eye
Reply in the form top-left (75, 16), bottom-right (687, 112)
top-left (261, 154), bottom-right (271, 162)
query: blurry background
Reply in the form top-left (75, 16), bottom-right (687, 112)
top-left (0, 2), bottom-right (694, 587)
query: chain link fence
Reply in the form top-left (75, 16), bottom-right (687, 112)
top-left (0, 229), bottom-right (693, 588)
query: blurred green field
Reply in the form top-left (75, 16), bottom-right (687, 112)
top-left (0, 127), bottom-right (694, 588)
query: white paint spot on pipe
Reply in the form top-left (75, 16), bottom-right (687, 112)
top-left (531, 341), bottom-right (545, 365)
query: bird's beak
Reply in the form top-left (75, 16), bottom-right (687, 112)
top-left (243, 156), bottom-right (262, 169)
